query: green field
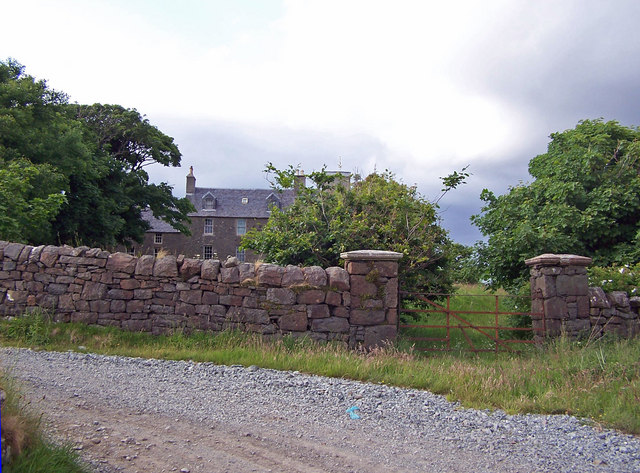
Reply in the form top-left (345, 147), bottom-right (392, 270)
top-left (399, 284), bottom-right (534, 352)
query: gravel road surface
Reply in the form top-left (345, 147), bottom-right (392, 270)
top-left (1, 347), bottom-right (638, 472)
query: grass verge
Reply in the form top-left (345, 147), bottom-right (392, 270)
top-left (0, 367), bottom-right (91, 472)
top-left (0, 310), bottom-right (639, 435)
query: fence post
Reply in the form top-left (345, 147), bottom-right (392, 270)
top-left (525, 253), bottom-right (592, 340)
top-left (341, 250), bottom-right (403, 349)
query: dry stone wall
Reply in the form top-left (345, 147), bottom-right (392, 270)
top-left (0, 241), bottom-right (401, 349)
top-left (526, 253), bottom-right (640, 340)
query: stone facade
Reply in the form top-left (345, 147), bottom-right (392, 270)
top-left (128, 168), bottom-right (298, 263)
top-left (0, 241), bottom-right (401, 349)
top-left (526, 253), bottom-right (640, 340)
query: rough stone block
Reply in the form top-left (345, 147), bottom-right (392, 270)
top-left (180, 258), bottom-right (202, 280)
top-left (107, 288), bottom-right (133, 300)
top-left (256, 264), bottom-right (284, 286)
top-left (363, 325), bottom-right (397, 348)
top-left (133, 289), bottom-right (153, 300)
top-left (241, 308), bottom-right (269, 324)
top-left (350, 275), bottom-right (377, 297)
top-left (81, 281), bottom-right (108, 300)
top-left (311, 317), bottom-right (349, 333)
top-left (40, 246), bottom-right (60, 267)
top-left (106, 252), bottom-right (137, 273)
top-left (307, 304), bottom-right (330, 319)
top-left (175, 302), bottom-right (196, 316)
top-left (325, 291), bottom-right (342, 306)
top-left (220, 266), bottom-right (240, 284)
top-left (153, 256), bottom-right (178, 277)
top-left (543, 297), bottom-right (566, 320)
top-left (242, 296), bottom-right (258, 308)
top-left (533, 275), bottom-right (556, 298)
top-left (386, 309), bottom-right (398, 325)
top-left (279, 311), bottom-right (308, 331)
top-left (607, 291), bottom-right (630, 308)
top-left (180, 290), bottom-right (202, 305)
top-left (219, 294), bottom-right (243, 306)
top-left (266, 288), bottom-right (296, 305)
top-left (126, 300), bottom-right (144, 312)
top-left (90, 300), bottom-right (111, 313)
top-left (282, 265), bottom-right (304, 286)
top-left (71, 312), bottom-right (98, 324)
top-left (332, 306), bottom-right (349, 318)
top-left (346, 261), bottom-right (370, 275)
top-left (110, 300), bottom-right (126, 312)
top-left (373, 261), bottom-right (398, 278)
top-left (384, 278), bottom-right (399, 308)
top-left (326, 267), bottom-right (350, 291)
top-left (556, 274), bottom-right (588, 296)
top-left (297, 289), bottom-right (325, 304)
top-left (201, 259), bottom-right (221, 280)
top-left (202, 292), bottom-right (219, 305)
top-left (303, 266), bottom-right (327, 287)
top-left (47, 283), bottom-right (68, 295)
top-left (350, 309), bottom-right (386, 326)
top-left (3, 243), bottom-right (25, 261)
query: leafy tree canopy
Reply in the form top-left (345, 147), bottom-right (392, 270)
top-left (472, 119), bottom-right (640, 291)
top-left (241, 164), bottom-right (458, 293)
top-left (0, 58), bottom-right (193, 247)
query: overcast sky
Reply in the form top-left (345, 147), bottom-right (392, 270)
top-left (2, 0), bottom-right (640, 244)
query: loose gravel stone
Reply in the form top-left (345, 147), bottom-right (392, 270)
top-left (1, 347), bottom-right (639, 472)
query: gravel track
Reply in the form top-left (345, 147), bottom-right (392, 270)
top-left (1, 347), bottom-right (639, 472)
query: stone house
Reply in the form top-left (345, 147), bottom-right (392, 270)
top-left (129, 167), bottom-right (297, 262)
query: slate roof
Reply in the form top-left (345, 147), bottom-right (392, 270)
top-left (141, 209), bottom-right (181, 233)
top-left (187, 187), bottom-right (297, 218)
top-left (144, 187), bottom-right (297, 232)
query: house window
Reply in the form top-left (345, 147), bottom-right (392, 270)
top-left (204, 218), bottom-right (213, 234)
top-left (203, 245), bottom-right (213, 259)
top-left (236, 218), bottom-right (246, 235)
top-left (203, 196), bottom-right (215, 210)
top-left (154, 247), bottom-right (161, 257)
top-left (236, 247), bottom-right (245, 262)
top-left (241, 197), bottom-right (248, 204)
top-left (154, 233), bottom-right (163, 244)
top-left (127, 246), bottom-right (135, 256)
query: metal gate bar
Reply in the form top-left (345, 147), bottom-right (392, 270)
top-left (399, 291), bottom-right (544, 352)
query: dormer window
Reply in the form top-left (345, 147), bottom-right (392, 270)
top-left (241, 197), bottom-right (248, 204)
top-left (203, 193), bottom-right (216, 210)
top-left (266, 193), bottom-right (281, 211)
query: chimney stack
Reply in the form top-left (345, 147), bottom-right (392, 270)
top-left (186, 166), bottom-right (196, 194)
top-left (293, 169), bottom-right (306, 193)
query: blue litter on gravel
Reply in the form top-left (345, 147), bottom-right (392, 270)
top-left (346, 406), bottom-right (361, 419)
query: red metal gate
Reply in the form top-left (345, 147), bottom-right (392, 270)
top-left (399, 291), bottom-right (545, 352)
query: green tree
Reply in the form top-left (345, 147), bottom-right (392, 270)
top-left (241, 165), bottom-right (454, 293)
top-left (447, 242), bottom-right (485, 284)
top-left (0, 59), bottom-right (192, 247)
top-left (0, 158), bottom-right (66, 243)
top-left (472, 119), bottom-right (640, 291)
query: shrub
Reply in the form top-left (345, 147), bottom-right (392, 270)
top-left (588, 263), bottom-right (640, 295)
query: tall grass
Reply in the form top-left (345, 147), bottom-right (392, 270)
top-left (1, 311), bottom-right (639, 434)
top-left (0, 367), bottom-right (90, 472)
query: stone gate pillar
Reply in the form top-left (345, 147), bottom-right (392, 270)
top-left (525, 253), bottom-right (592, 339)
top-left (341, 250), bottom-right (403, 349)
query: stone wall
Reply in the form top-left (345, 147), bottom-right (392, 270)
top-left (526, 253), bottom-right (640, 339)
top-left (0, 241), bottom-right (401, 349)
top-left (588, 288), bottom-right (640, 338)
